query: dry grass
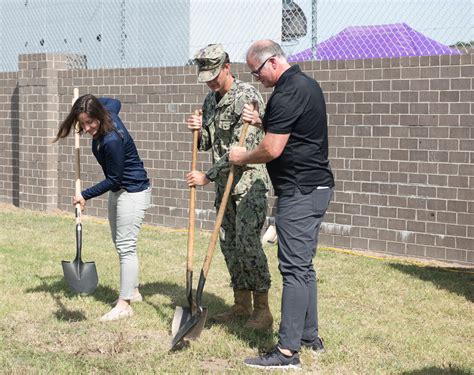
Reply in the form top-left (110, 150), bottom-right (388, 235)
top-left (0, 204), bottom-right (473, 374)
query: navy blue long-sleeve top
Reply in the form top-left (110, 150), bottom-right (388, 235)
top-left (81, 98), bottom-right (149, 200)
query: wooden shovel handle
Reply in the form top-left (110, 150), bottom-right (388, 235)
top-left (186, 110), bottom-right (200, 272)
top-left (201, 118), bottom-right (251, 277)
top-left (72, 88), bottom-right (81, 223)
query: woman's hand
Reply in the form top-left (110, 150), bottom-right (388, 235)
top-left (72, 193), bottom-right (86, 211)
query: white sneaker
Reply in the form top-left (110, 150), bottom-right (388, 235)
top-left (99, 305), bottom-right (133, 322)
top-left (262, 224), bottom-right (278, 244)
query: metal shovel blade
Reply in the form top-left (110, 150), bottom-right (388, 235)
top-left (62, 259), bottom-right (98, 295)
top-left (171, 306), bottom-right (208, 340)
top-left (170, 306), bottom-right (208, 350)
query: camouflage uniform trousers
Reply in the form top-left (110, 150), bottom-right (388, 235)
top-left (215, 185), bottom-right (271, 293)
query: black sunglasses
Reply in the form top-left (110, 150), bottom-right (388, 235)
top-left (251, 54), bottom-right (276, 78)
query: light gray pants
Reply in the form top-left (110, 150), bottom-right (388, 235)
top-left (108, 186), bottom-right (151, 300)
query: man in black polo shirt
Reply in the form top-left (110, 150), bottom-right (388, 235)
top-left (230, 39), bottom-right (334, 370)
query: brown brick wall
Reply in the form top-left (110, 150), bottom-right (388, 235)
top-left (1, 51), bottom-right (473, 264)
top-left (16, 53), bottom-right (84, 211)
top-left (310, 53), bottom-right (474, 264)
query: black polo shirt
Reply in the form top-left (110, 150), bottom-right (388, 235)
top-left (262, 65), bottom-right (334, 196)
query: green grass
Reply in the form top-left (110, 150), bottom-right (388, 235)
top-left (0, 204), bottom-right (473, 374)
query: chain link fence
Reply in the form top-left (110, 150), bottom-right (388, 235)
top-left (1, 0), bottom-right (472, 71)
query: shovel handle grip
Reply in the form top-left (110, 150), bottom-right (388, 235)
top-left (74, 140), bottom-right (81, 225)
top-left (191, 109), bottom-right (200, 171)
top-left (201, 116), bottom-right (251, 277)
top-left (187, 110), bottom-right (200, 272)
top-left (72, 88), bottom-right (81, 224)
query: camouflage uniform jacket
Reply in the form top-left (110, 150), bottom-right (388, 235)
top-left (200, 78), bottom-right (269, 195)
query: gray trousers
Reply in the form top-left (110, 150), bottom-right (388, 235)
top-left (276, 187), bottom-right (333, 352)
top-left (108, 186), bottom-right (151, 300)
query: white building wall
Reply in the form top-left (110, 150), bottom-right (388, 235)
top-left (189, 0), bottom-right (282, 62)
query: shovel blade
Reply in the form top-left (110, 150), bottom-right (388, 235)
top-left (62, 260), bottom-right (98, 294)
top-left (171, 306), bottom-right (208, 339)
top-left (170, 306), bottom-right (208, 350)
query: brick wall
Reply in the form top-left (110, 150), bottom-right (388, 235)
top-left (16, 54), bottom-right (82, 211)
top-left (0, 52), bottom-right (472, 264)
top-left (312, 53), bottom-right (474, 264)
top-left (0, 71), bottom-right (19, 206)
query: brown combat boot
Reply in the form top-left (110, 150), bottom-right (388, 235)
top-left (213, 289), bottom-right (252, 322)
top-left (245, 291), bottom-right (273, 330)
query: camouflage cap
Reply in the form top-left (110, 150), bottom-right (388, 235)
top-left (194, 44), bottom-right (227, 82)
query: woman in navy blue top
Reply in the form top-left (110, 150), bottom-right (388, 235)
top-left (55, 94), bottom-right (151, 322)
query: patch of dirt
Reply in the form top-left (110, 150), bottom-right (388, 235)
top-left (3, 313), bottom-right (171, 359)
top-left (200, 358), bottom-right (233, 372)
top-left (0, 203), bottom-right (20, 211)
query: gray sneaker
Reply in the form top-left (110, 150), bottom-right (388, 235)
top-left (301, 337), bottom-right (325, 354)
top-left (244, 347), bottom-right (301, 370)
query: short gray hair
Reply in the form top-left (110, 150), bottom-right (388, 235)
top-left (247, 39), bottom-right (286, 63)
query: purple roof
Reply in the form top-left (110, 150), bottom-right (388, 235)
top-left (287, 23), bottom-right (460, 62)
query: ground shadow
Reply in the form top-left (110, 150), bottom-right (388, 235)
top-left (402, 365), bottom-right (472, 374)
top-left (139, 281), bottom-right (275, 351)
top-left (26, 275), bottom-right (274, 349)
top-left (26, 276), bottom-right (88, 322)
top-left (389, 263), bottom-right (474, 303)
top-left (139, 280), bottom-right (228, 326)
top-left (208, 319), bottom-right (276, 352)
top-left (26, 274), bottom-right (116, 302)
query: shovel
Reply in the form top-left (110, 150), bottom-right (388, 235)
top-left (62, 88), bottom-right (99, 295)
top-left (170, 118), bottom-right (251, 350)
top-left (171, 121), bottom-right (206, 341)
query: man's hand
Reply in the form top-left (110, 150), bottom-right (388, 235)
top-left (229, 146), bottom-right (247, 166)
top-left (242, 103), bottom-right (262, 128)
top-left (187, 110), bottom-right (203, 132)
top-left (186, 170), bottom-right (210, 187)
top-left (72, 193), bottom-right (86, 211)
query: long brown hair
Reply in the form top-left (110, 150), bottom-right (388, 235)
top-left (53, 94), bottom-right (114, 142)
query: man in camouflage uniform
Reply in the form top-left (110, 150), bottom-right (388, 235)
top-left (185, 44), bottom-right (272, 330)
